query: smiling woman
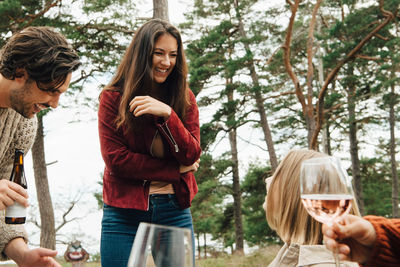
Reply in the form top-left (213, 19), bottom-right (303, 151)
top-left (151, 33), bottom-right (178, 84)
top-left (98, 18), bottom-right (201, 267)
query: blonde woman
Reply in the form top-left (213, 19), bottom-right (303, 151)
top-left (264, 149), bottom-right (360, 267)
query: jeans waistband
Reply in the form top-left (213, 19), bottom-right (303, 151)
top-left (149, 194), bottom-right (176, 200)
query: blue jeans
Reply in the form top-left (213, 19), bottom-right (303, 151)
top-left (100, 194), bottom-right (195, 267)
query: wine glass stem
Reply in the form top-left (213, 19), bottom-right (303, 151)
top-left (334, 247), bottom-right (340, 267)
top-left (327, 221), bottom-right (341, 266)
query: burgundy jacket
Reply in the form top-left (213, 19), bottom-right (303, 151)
top-left (98, 89), bottom-right (201, 210)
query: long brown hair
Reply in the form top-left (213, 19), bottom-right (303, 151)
top-left (103, 19), bottom-right (190, 131)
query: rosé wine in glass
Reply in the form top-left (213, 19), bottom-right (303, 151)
top-left (301, 194), bottom-right (353, 226)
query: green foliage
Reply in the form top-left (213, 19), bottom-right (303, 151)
top-left (82, 0), bottom-right (128, 12)
top-left (192, 152), bottom-right (236, 251)
top-left (213, 203), bottom-right (235, 248)
top-left (192, 153), bottom-right (226, 235)
top-left (241, 164), bottom-right (278, 246)
top-left (185, 20), bottom-right (233, 95)
top-left (360, 157), bottom-right (393, 216)
top-left (200, 123), bottom-right (222, 151)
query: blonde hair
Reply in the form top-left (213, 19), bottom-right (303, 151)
top-left (265, 149), bottom-right (360, 245)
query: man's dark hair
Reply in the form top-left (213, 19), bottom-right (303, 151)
top-left (0, 26), bottom-right (81, 92)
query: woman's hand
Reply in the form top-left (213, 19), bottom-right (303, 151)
top-left (129, 96), bottom-right (171, 119)
top-left (180, 158), bottom-right (200, 173)
top-left (322, 214), bottom-right (376, 263)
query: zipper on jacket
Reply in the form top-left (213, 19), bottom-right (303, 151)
top-left (160, 124), bottom-right (179, 153)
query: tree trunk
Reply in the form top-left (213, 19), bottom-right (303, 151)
top-left (389, 81), bottom-right (399, 217)
top-left (196, 233), bottom-right (200, 259)
top-left (203, 232), bottom-right (207, 259)
top-left (234, 0), bottom-right (278, 172)
top-left (317, 21), bottom-right (332, 155)
top-left (282, 0), bottom-right (318, 149)
top-left (227, 86), bottom-right (244, 255)
top-left (321, 123), bottom-right (332, 155)
top-left (153, 0), bottom-right (169, 21)
top-left (254, 91), bottom-right (278, 172)
top-left (346, 69), bottom-right (364, 215)
top-left (31, 115), bottom-right (56, 249)
top-left (319, 55), bottom-right (331, 155)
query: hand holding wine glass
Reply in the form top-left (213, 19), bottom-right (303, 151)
top-left (300, 156), bottom-right (355, 267)
top-left (127, 222), bottom-right (194, 267)
top-left (322, 214), bottom-right (376, 263)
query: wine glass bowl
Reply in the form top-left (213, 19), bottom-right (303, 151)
top-left (300, 156), bottom-right (354, 226)
top-left (127, 222), bottom-right (194, 267)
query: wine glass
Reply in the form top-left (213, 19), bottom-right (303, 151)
top-left (127, 222), bottom-right (194, 267)
top-left (300, 156), bottom-right (354, 267)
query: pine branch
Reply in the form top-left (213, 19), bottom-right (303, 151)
top-left (355, 55), bottom-right (381, 61)
top-left (283, 0), bottom-right (306, 114)
top-left (7, 0), bottom-right (62, 31)
top-left (311, 0), bottom-right (396, 148)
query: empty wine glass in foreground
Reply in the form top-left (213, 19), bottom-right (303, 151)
top-left (127, 222), bottom-right (194, 267)
top-left (300, 156), bottom-right (355, 267)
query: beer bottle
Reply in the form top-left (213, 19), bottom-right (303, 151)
top-left (5, 149), bottom-right (27, 224)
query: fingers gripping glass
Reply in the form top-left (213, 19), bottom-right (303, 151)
top-left (300, 156), bottom-right (355, 267)
top-left (127, 223), bottom-right (194, 267)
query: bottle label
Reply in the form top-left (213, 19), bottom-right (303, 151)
top-left (5, 203), bottom-right (26, 218)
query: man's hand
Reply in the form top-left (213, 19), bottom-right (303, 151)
top-left (16, 247), bottom-right (61, 267)
top-left (5, 238), bottom-right (61, 267)
top-left (0, 180), bottom-right (28, 210)
top-left (322, 214), bottom-right (376, 263)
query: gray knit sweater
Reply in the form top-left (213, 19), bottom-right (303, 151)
top-left (0, 108), bottom-right (37, 260)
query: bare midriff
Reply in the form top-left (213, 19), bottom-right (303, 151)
top-left (149, 130), bottom-right (175, 194)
